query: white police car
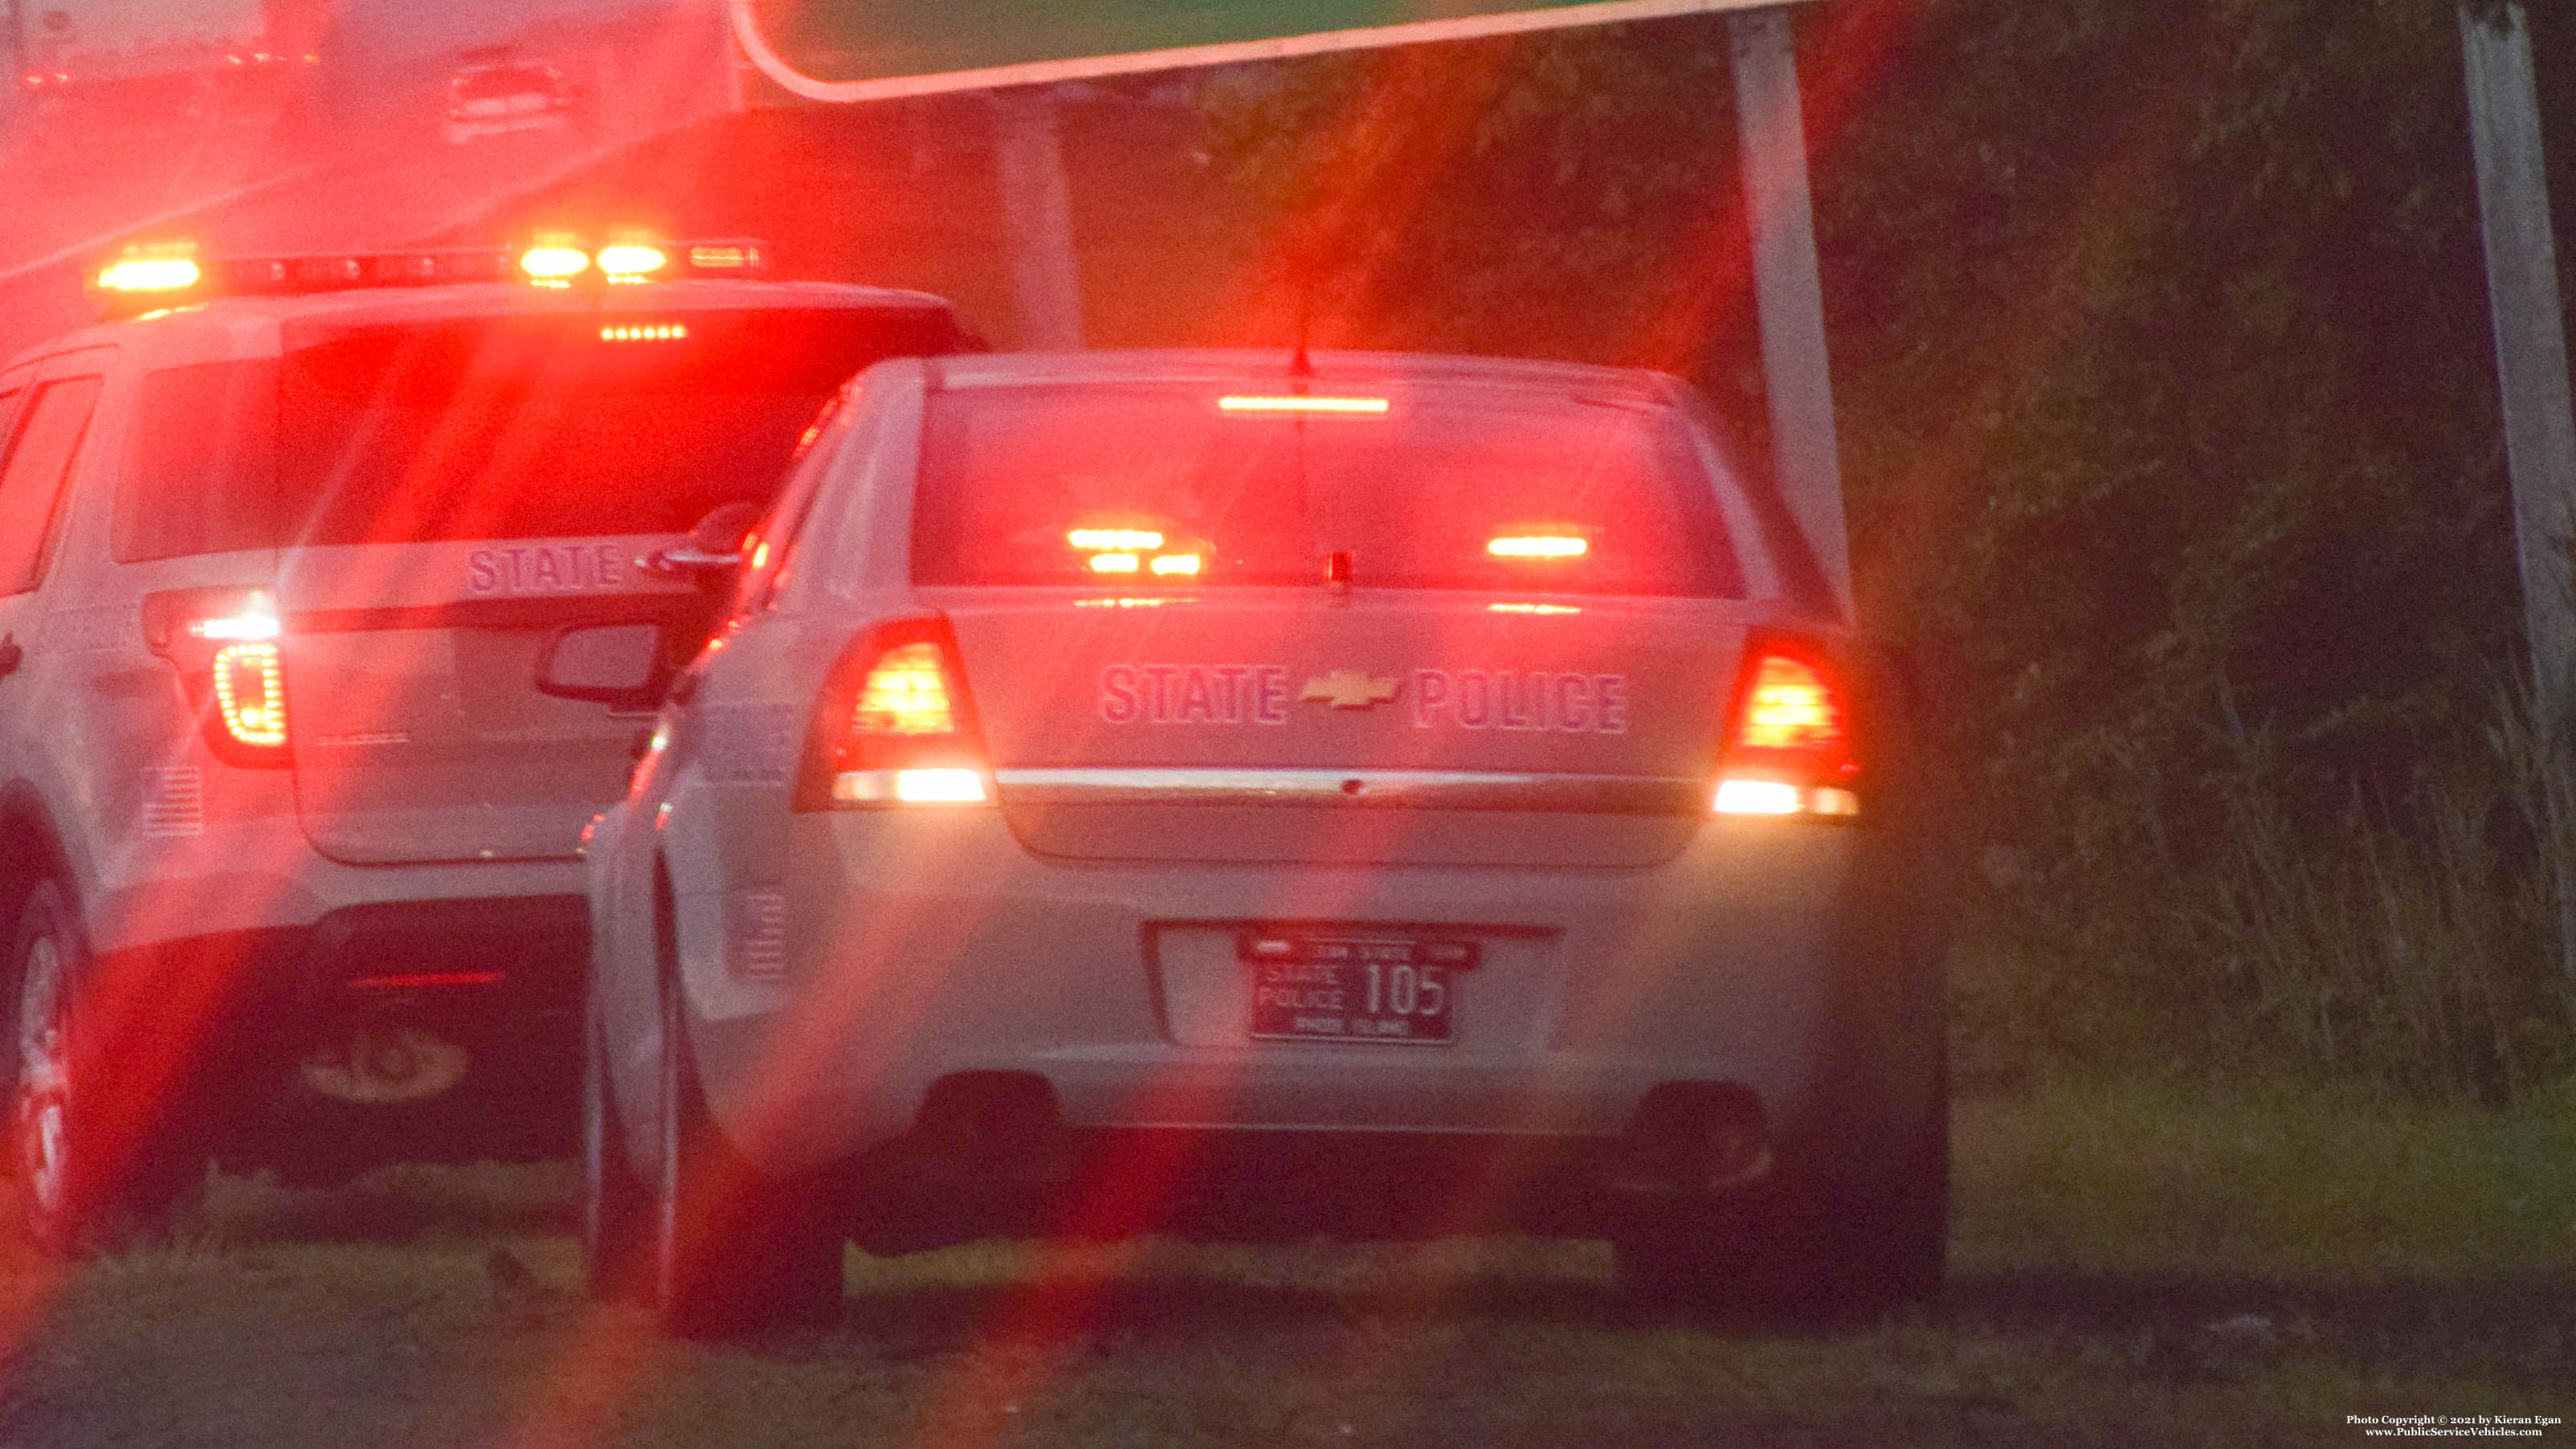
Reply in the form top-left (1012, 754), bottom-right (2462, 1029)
top-left (0, 238), bottom-right (972, 1247)
top-left (579, 349), bottom-right (1947, 1333)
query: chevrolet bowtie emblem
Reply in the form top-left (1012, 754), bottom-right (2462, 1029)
top-left (1301, 671), bottom-right (1402, 709)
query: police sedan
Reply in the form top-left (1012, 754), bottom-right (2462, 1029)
top-left (573, 349), bottom-right (1948, 1333)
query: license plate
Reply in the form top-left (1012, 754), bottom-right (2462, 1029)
top-left (1240, 933), bottom-right (1472, 1044)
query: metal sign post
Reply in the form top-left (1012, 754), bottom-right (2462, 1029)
top-left (1731, 7), bottom-right (1850, 617)
top-left (2460, 0), bottom-right (2576, 979)
top-left (2461, 1), bottom-right (2576, 720)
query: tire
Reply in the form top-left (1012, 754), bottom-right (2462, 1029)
top-left (1838, 1045), bottom-right (1950, 1312)
top-left (580, 995), bottom-right (651, 1303)
top-left (7, 880), bottom-right (202, 1252)
top-left (641, 886), bottom-right (842, 1337)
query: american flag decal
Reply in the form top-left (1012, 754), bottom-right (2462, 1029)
top-left (140, 768), bottom-right (203, 838)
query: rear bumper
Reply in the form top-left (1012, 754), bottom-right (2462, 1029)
top-left (682, 808), bottom-right (1942, 1209)
top-left (93, 894), bottom-right (586, 1171)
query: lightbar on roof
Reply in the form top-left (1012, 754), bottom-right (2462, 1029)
top-left (88, 235), bottom-right (771, 317)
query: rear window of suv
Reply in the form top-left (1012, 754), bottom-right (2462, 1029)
top-left (118, 308), bottom-right (953, 561)
top-left (908, 381), bottom-right (1745, 598)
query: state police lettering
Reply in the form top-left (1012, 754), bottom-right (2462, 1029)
top-left (1412, 669), bottom-right (1627, 733)
top-left (1099, 665), bottom-right (1292, 724)
top-left (467, 544), bottom-right (629, 594)
top-left (1096, 663), bottom-right (1629, 733)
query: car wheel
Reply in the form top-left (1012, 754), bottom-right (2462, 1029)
top-left (8, 880), bottom-right (202, 1252)
top-left (643, 901), bottom-right (842, 1337)
top-left (580, 997), bottom-right (651, 1303)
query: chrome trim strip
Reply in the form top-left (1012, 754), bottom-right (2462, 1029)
top-left (992, 767), bottom-right (1703, 814)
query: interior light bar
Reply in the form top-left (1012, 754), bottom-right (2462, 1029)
top-left (1068, 529), bottom-right (1164, 550)
top-left (1488, 535), bottom-right (1590, 558)
top-left (1217, 395), bottom-right (1391, 415)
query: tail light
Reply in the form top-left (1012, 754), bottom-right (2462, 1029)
top-left (1714, 639), bottom-right (1861, 818)
top-left (143, 587), bottom-right (290, 766)
top-left (793, 616), bottom-right (992, 810)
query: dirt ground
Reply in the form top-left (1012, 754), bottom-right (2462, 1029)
top-left (0, 1088), bottom-right (2566, 1448)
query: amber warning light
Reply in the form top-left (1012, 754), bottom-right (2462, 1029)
top-left (95, 253), bottom-right (202, 295)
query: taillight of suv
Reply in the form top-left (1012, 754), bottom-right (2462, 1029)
top-left (793, 616), bottom-right (991, 810)
top-left (1713, 637), bottom-right (1862, 818)
top-left (143, 586), bottom-right (289, 765)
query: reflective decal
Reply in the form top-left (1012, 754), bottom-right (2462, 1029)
top-left (465, 543), bottom-right (630, 594)
top-left (1099, 665), bottom-right (1291, 724)
top-left (731, 888), bottom-right (788, 982)
top-left (1410, 669), bottom-right (1627, 733)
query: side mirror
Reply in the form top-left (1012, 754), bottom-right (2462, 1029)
top-left (644, 500), bottom-right (763, 577)
top-left (535, 622), bottom-right (663, 707)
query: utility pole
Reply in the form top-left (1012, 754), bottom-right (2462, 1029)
top-left (1729, 6), bottom-right (1851, 618)
top-left (991, 88), bottom-right (1085, 350)
top-left (4, 0), bottom-right (24, 109)
top-left (2459, 0), bottom-right (2576, 975)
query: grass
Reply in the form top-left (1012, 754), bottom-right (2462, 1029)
top-left (0, 1083), bottom-right (2568, 1447)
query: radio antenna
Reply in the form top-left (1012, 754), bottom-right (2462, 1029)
top-left (1290, 283), bottom-right (1315, 381)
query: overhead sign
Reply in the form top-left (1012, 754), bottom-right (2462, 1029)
top-left (733, 0), bottom-right (1812, 104)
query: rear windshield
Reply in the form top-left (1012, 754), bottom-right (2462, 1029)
top-left (909, 382), bottom-right (1744, 597)
top-left (119, 308), bottom-right (955, 561)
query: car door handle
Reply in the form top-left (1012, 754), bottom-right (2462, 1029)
top-left (0, 635), bottom-right (23, 678)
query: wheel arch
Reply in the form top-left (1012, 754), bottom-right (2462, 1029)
top-left (0, 783), bottom-right (80, 949)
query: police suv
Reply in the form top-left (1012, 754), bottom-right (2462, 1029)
top-left (579, 349), bottom-right (1948, 1333)
top-left (0, 239), bottom-right (972, 1246)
